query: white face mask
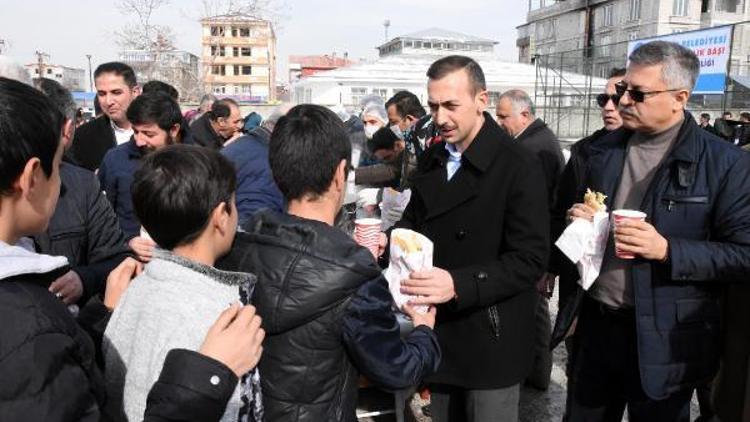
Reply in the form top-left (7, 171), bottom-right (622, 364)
top-left (364, 124), bottom-right (379, 139)
top-left (389, 124), bottom-right (405, 140)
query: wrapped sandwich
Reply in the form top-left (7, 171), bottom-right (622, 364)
top-left (384, 229), bottom-right (433, 314)
top-left (584, 188), bottom-right (607, 213)
top-left (555, 188), bottom-right (610, 290)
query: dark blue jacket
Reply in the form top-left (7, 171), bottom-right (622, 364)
top-left (217, 211), bottom-right (440, 422)
top-left (555, 112), bottom-right (750, 400)
top-left (221, 128), bottom-right (284, 225)
top-left (98, 138), bottom-right (144, 239)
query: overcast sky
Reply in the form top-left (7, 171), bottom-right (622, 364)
top-left (1, 0), bottom-right (529, 83)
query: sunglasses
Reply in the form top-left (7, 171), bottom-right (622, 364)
top-left (614, 82), bottom-right (682, 103)
top-left (596, 93), bottom-right (621, 108)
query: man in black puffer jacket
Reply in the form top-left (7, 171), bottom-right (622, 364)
top-left (219, 104), bottom-right (441, 422)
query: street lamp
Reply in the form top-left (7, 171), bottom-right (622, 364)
top-left (86, 54), bottom-right (93, 92)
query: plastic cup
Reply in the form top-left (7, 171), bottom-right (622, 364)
top-left (354, 218), bottom-right (382, 258)
top-left (612, 209), bottom-right (647, 259)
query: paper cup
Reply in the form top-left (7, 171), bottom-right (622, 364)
top-left (354, 218), bottom-right (382, 258)
top-left (612, 209), bottom-right (647, 259)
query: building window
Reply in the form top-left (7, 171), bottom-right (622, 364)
top-left (212, 65), bottom-right (225, 76)
top-left (351, 87), bottom-right (367, 105)
top-left (628, 31), bottom-right (639, 41)
top-left (210, 26), bottom-right (225, 36)
top-left (629, 0), bottom-right (641, 20)
top-left (242, 84), bottom-right (251, 94)
top-left (372, 88), bottom-right (388, 98)
top-left (600, 35), bottom-right (612, 56)
top-left (47, 68), bottom-right (52, 74)
top-left (716, 0), bottom-right (740, 12)
top-left (488, 91), bottom-right (501, 106)
top-left (211, 45), bottom-right (225, 56)
top-left (673, 0), bottom-right (689, 16)
top-left (405, 40), bottom-right (413, 47)
top-left (603, 4), bottom-right (614, 26)
top-left (213, 85), bottom-right (225, 94)
top-left (423, 42), bottom-right (432, 49)
top-left (241, 47), bottom-right (252, 57)
top-left (240, 27), bottom-right (250, 37)
top-left (241, 66), bottom-right (252, 75)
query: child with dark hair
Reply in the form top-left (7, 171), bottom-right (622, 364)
top-left (104, 145), bottom-right (264, 422)
top-left (219, 104), bottom-right (440, 422)
top-left (0, 76), bottom-right (264, 422)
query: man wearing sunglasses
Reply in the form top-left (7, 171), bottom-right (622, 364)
top-left (559, 41), bottom-right (750, 421)
top-left (549, 67), bottom-right (625, 422)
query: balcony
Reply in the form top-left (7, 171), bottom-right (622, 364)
top-left (203, 74), bottom-right (270, 85)
top-left (204, 56), bottom-right (269, 65)
top-left (202, 36), bottom-right (271, 46)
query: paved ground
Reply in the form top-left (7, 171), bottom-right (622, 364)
top-left (358, 288), bottom-right (700, 421)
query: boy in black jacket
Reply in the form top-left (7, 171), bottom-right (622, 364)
top-left (0, 76), bottom-right (263, 422)
top-left (219, 104), bottom-right (441, 422)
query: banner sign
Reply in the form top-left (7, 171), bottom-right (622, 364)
top-left (627, 26), bottom-right (732, 94)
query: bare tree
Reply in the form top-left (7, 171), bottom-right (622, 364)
top-left (114, 0), bottom-right (205, 101)
top-left (116, 0), bottom-right (176, 51)
top-left (200, 0), bottom-right (288, 26)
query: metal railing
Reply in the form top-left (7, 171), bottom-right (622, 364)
top-left (533, 21), bottom-right (750, 140)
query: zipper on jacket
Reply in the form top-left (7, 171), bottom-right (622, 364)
top-left (662, 195), bottom-right (709, 212)
top-left (488, 305), bottom-right (501, 339)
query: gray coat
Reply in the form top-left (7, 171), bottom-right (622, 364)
top-left (104, 252), bottom-right (257, 422)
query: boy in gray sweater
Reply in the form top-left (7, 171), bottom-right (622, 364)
top-left (104, 145), bottom-right (263, 422)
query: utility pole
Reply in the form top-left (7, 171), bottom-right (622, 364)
top-left (86, 54), bottom-right (93, 92)
top-left (383, 20), bottom-right (391, 43)
top-left (35, 50), bottom-right (50, 79)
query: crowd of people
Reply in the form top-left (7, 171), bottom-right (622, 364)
top-left (0, 39), bottom-right (748, 422)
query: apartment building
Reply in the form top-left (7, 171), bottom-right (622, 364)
top-left (201, 15), bottom-right (276, 103)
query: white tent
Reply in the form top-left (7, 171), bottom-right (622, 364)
top-left (291, 53), bottom-right (606, 108)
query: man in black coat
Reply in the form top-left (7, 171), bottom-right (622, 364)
top-left (31, 77), bottom-right (130, 307)
top-left (190, 98), bottom-right (244, 150)
top-left (495, 88), bottom-right (564, 391)
top-left (398, 56), bottom-right (549, 422)
top-left (562, 41), bottom-right (750, 421)
top-left (70, 62), bottom-right (139, 171)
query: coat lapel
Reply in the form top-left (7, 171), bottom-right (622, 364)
top-left (412, 113), bottom-right (502, 221)
top-left (418, 166), bottom-right (479, 221)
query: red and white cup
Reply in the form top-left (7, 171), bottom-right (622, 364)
top-left (354, 218), bottom-right (382, 258)
top-left (612, 209), bottom-right (647, 259)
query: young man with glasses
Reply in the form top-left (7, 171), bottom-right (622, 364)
top-left (560, 41), bottom-right (750, 421)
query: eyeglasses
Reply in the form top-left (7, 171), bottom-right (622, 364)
top-left (596, 93), bottom-right (621, 108)
top-left (614, 82), bottom-right (682, 103)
